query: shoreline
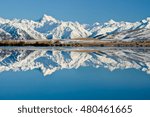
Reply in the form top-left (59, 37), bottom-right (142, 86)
top-left (0, 39), bottom-right (150, 47)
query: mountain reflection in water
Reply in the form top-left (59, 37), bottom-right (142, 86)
top-left (0, 47), bottom-right (150, 76)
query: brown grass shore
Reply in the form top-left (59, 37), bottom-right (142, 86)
top-left (0, 39), bottom-right (150, 47)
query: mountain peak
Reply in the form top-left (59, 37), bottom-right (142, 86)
top-left (108, 19), bottom-right (116, 24)
top-left (93, 22), bottom-right (100, 26)
top-left (41, 14), bottom-right (57, 23)
top-left (146, 17), bottom-right (150, 22)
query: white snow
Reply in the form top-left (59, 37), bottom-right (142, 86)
top-left (0, 15), bottom-right (150, 41)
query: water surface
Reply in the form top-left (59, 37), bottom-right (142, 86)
top-left (0, 47), bottom-right (149, 100)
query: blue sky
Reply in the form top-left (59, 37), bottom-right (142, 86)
top-left (0, 0), bottom-right (150, 24)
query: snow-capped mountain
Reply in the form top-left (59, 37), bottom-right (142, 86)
top-left (92, 18), bottom-right (150, 41)
top-left (0, 14), bottom-right (150, 41)
top-left (0, 48), bottom-right (149, 76)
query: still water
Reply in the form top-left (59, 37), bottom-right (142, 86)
top-left (0, 47), bottom-right (149, 100)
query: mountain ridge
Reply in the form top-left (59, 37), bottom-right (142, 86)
top-left (0, 15), bottom-right (150, 41)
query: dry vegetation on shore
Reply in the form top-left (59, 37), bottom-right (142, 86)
top-left (0, 39), bottom-right (150, 47)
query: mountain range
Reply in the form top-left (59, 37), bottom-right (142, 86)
top-left (0, 14), bottom-right (150, 41)
top-left (0, 48), bottom-right (149, 76)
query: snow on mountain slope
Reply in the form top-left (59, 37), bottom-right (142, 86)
top-left (0, 17), bottom-right (47, 40)
top-left (0, 15), bottom-right (150, 40)
top-left (0, 48), bottom-right (149, 76)
top-left (95, 28), bottom-right (150, 41)
top-left (90, 20), bottom-right (135, 37)
top-left (45, 21), bottom-right (91, 39)
top-left (0, 28), bottom-right (12, 40)
top-left (93, 17), bottom-right (150, 41)
top-left (35, 15), bottom-right (91, 39)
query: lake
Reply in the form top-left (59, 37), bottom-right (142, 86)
top-left (0, 47), bottom-right (150, 100)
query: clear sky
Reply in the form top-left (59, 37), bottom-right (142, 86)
top-left (0, 0), bottom-right (150, 24)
